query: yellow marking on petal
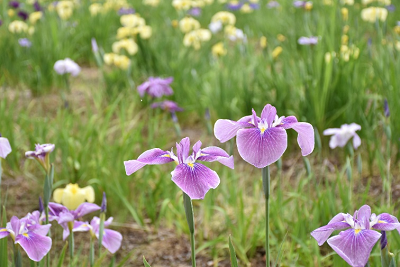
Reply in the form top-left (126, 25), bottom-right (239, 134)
top-left (162, 154), bottom-right (171, 157)
top-left (261, 128), bottom-right (266, 134)
top-left (187, 163), bottom-right (194, 168)
top-left (23, 233), bottom-right (29, 237)
top-left (0, 229), bottom-right (7, 232)
top-left (378, 220), bottom-right (386, 223)
top-left (355, 229), bottom-right (361, 234)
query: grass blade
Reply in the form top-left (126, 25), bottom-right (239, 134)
top-left (143, 256), bottom-right (151, 267)
top-left (229, 236), bottom-right (239, 267)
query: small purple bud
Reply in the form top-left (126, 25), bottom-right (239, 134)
top-left (0, 20), bottom-right (2, 27)
top-left (33, 1), bottom-right (42, 11)
top-left (118, 7), bottom-right (135, 15)
top-left (101, 192), bottom-right (107, 213)
top-left (386, 5), bottom-right (395, 12)
top-left (91, 38), bottom-right (98, 53)
top-left (205, 108), bottom-right (210, 121)
top-left (226, 2), bottom-right (243, 10)
top-left (39, 197), bottom-right (44, 213)
top-left (381, 231), bottom-right (387, 250)
top-left (384, 99), bottom-right (390, 117)
top-left (171, 111), bottom-right (178, 123)
top-left (188, 7), bottom-right (201, 17)
top-left (250, 3), bottom-right (260, 9)
top-left (18, 38), bottom-right (32, 47)
top-left (17, 10), bottom-right (29, 21)
top-left (9, 0), bottom-right (20, 9)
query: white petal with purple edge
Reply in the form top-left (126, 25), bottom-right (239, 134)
top-left (327, 229), bottom-right (381, 267)
top-left (171, 163), bottom-right (220, 199)
top-left (236, 127), bottom-right (287, 168)
top-left (16, 232), bottom-right (52, 262)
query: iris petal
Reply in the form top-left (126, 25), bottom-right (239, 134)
top-left (124, 148), bottom-right (174, 175)
top-left (327, 229), bottom-right (381, 267)
top-left (279, 116), bottom-right (314, 156)
top-left (97, 229), bottom-right (123, 254)
top-left (236, 127), bottom-right (287, 168)
top-left (260, 104), bottom-right (277, 127)
top-left (372, 213), bottom-right (400, 234)
top-left (16, 232), bottom-right (52, 262)
top-left (171, 163), bottom-right (220, 199)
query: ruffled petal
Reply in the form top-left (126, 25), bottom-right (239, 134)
top-left (214, 119), bottom-right (254, 143)
top-left (73, 203), bottom-right (100, 219)
top-left (236, 127), bottom-right (287, 168)
top-left (176, 137), bottom-right (191, 164)
top-left (16, 232), bottom-right (52, 262)
top-left (97, 229), bottom-right (122, 254)
top-left (197, 146), bottom-right (234, 169)
top-left (327, 229), bottom-right (381, 267)
top-left (171, 163), bottom-right (220, 199)
top-left (372, 213), bottom-right (400, 234)
top-left (260, 104), bottom-right (277, 127)
top-left (124, 148), bottom-right (174, 175)
top-left (279, 116), bottom-right (314, 156)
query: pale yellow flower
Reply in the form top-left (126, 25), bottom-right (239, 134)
top-left (120, 14), bottom-right (145, 28)
top-left (277, 34), bottom-right (286, 42)
top-left (139, 25), bottom-right (152, 39)
top-left (240, 3), bottom-right (253, 13)
top-left (113, 54), bottom-right (131, 70)
top-left (211, 11), bottom-right (236, 25)
top-left (394, 26), bottom-right (400, 34)
top-left (341, 8), bottom-right (348, 21)
top-left (361, 7), bottom-right (388, 23)
top-left (8, 20), bottom-right (29, 34)
top-left (341, 0), bottom-right (354, 5)
top-left (171, 20), bottom-right (179, 28)
top-left (212, 42), bottom-right (227, 57)
top-left (172, 0), bottom-right (192, 10)
top-left (324, 51), bottom-right (335, 63)
top-left (143, 0), bottom-right (160, 6)
top-left (89, 3), bottom-right (103, 16)
top-left (8, 9), bottom-right (15, 17)
top-left (28, 26), bottom-right (35, 35)
top-left (29, 11), bottom-right (43, 24)
top-left (53, 184), bottom-right (95, 210)
top-left (183, 29), bottom-right (211, 49)
top-left (104, 53), bottom-right (115, 65)
top-left (343, 25), bottom-right (350, 34)
top-left (341, 35), bottom-right (349, 45)
top-left (117, 27), bottom-right (132, 39)
top-left (260, 36), bottom-right (267, 48)
top-left (305, 1), bottom-right (313, 10)
top-left (340, 45), bottom-right (359, 61)
top-left (395, 41), bottom-right (400, 51)
top-left (112, 38), bottom-right (138, 55)
top-left (57, 1), bottom-right (74, 20)
top-left (179, 17), bottom-right (201, 33)
top-left (272, 46), bottom-right (283, 59)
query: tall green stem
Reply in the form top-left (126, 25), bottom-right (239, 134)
top-left (68, 222), bottom-right (74, 265)
top-left (89, 235), bottom-right (94, 267)
top-left (183, 192), bottom-right (196, 267)
top-left (13, 244), bottom-right (22, 267)
top-left (262, 166), bottom-right (270, 267)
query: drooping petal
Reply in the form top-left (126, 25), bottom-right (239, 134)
top-left (171, 163), bottom-right (220, 199)
top-left (214, 118), bottom-right (253, 143)
top-left (280, 120), bottom-right (314, 156)
top-left (197, 146), bottom-right (234, 169)
top-left (372, 213), bottom-right (400, 234)
top-left (176, 137), bottom-right (191, 164)
top-left (353, 133), bottom-right (361, 149)
top-left (311, 213), bottom-right (350, 245)
top-left (72, 221), bottom-right (91, 233)
top-left (97, 229), bottom-right (122, 254)
top-left (124, 148), bottom-right (174, 175)
top-left (0, 228), bottom-right (10, 238)
top-left (0, 137), bottom-right (12, 159)
top-left (73, 203), bottom-right (101, 219)
top-left (28, 224), bottom-right (51, 236)
top-left (236, 127), bottom-right (287, 168)
top-left (57, 211), bottom-right (75, 224)
top-left (10, 216), bottom-right (21, 235)
top-left (323, 128), bottom-right (341, 136)
top-left (16, 232), bottom-right (52, 262)
top-left (327, 229), bottom-right (381, 267)
top-left (260, 104), bottom-right (277, 127)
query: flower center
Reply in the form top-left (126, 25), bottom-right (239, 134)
top-left (187, 163), bottom-right (194, 168)
top-left (355, 229), bottom-right (361, 234)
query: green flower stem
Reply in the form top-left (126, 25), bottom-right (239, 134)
top-left (98, 213), bottom-right (105, 253)
top-left (68, 222), bottom-right (74, 265)
top-left (89, 234), bottom-right (94, 267)
top-left (262, 166), bottom-right (270, 267)
top-left (13, 244), bottom-right (22, 267)
top-left (183, 192), bottom-right (196, 267)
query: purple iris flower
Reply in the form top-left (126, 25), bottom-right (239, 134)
top-left (311, 205), bottom-right (400, 267)
top-left (17, 10), bottom-right (29, 21)
top-left (384, 99), bottom-right (390, 117)
top-left (33, 1), bottom-right (42, 11)
top-left (298, 36), bottom-right (318, 45)
top-left (214, 104), bottom-right (314, 168)
top-left (188, 7), bottom-right (201, 17)
top-left (249, 3), bottom-right (260, 9)
top-left (0, 215), bottom-right (52, 261)
top-left (151, 100), bottom-right (183, 112)
top-left (386, 5), bottom-right (395, 12)
top-left (0, 136), bottom-right (12, 159)
top-left (267, 1), bottom-right (280, 8)
top-left (124, 137), bottom-right (234, 199)
top-left (137, 77), bottom-right (174, 98)
top-left (9, 0), bottom-right (20, 8)
top-left (25, 143), bottom-right (55, 171)
top-left (227, 1), bottom-right (243, 10)
top-left (323, 123), bottom-right (361, 149)
top-left (293, 1), bottom-right (306, 7)
top-left (91, 38), bottom-right (98, 53)
top-left (18, 38), bottom-right (32, 47)
top-left (118, 7), bottom-right (135, 15)
top-left (73, 217), bottom-right (122, 254)
top-left (48, 202), bottom-right (100, 240)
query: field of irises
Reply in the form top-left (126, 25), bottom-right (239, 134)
top-left (1, 0), bottom-right (400, 266)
